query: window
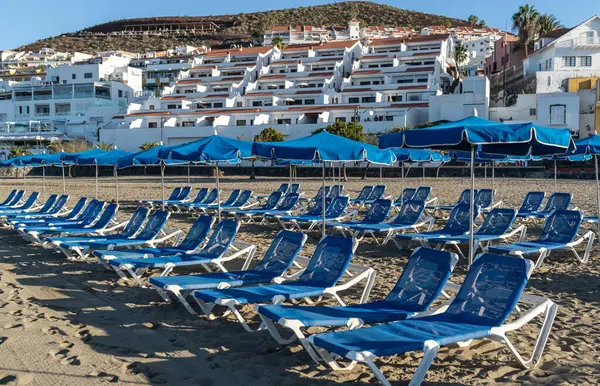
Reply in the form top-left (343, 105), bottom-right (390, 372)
top-left (547, 76), bottom-right (551, 86)
top-left (148, 122), bottom-right (158, 128)
top-left (562, 56), bottom-right (576, 67)
top-left (167, 104), bottom-right (178, 109)
top-left (362, 97), bottom-right (376, 103)
top-left (304, 99), bottom-right (315, 105)
top-left (252, 101), bottom-right (263, 107)
top-left (149, 105), bottom-right (155, 110)
top-left (385, 116), bottom-right (394, 121)
top-left (390, 95), bottom-right (402, 102)
top-left (84, 72), bottom-right (93, 79)
top-left (213, 102), bottom-right (223, 108)
top-left (539, 63), bottom-right (542, 71)
top-left (360, 81), bottom-right (370, 86)
top-left (335, 117), bottom-right (347, 123)
top-left (236, 120), bottom-right (246, 126)
top-left (579, 56), bottom-right (592, 66)
top-left (550, 104), bottom-right (566, 124)
top-left (118, 90), bottom-right (123, 98)
top-left (348, 97), bottom-right (359, 103)
top-left (72, 74), bottom-right (76, 80)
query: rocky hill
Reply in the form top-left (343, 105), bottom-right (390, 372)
top-left (16, 2), bottom-right (467, 53)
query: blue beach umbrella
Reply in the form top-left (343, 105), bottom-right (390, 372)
top-left (77, 149), bottom-right (132, 205)
top-left (571, 135), bottom-right (600, 235)
top-left (252, 131), bottom-right (396, 235)
top-left (159, 135), bottom-right (253, 219)
top-left (379, 116), bottom-right (576, 265)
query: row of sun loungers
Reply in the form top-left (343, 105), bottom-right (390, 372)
top-left (0, 186), bottom-right (591, 385)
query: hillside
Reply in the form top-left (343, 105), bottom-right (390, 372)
top-left (16, 2), bottom-right (467, 53)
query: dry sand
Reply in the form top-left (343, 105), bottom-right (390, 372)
top-left (0, 173), bottom-right (599, 385)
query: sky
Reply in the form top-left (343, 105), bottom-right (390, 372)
top-left (0, 0), bottom-right (596, 50)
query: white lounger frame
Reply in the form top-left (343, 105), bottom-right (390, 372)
top-left (333, 214), bottom-right (435, 246)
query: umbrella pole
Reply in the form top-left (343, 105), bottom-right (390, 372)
top-left (61, 162), bottom-right (66, 195)
top-left (401, 161), bottom-right (405, 205)
top-left (468, 146), bottom-right (476, 267)
top-left (42, 165), bottom-right (46, 200)
top-left (216, 161), bottom-right (221, 222)
top-left (161, 162), bottom-right (165, 211)
top-left (187, 164), bottom-right (191, 185)
top-left (322, 162), bottom-right (326, 237)
top-left (95, 164), bottom-right (99, 199)
top-left (594, 155), bottom-right (600, 237)
top-left (491, 161), bottom-right (495, 206)
top-left (114, 165), bottom-right (119, 220)
top-left (289, 164), bottom-right (292, 185)
top-left (554, 160), bottom-right (557, 192)
top-left (484, 164), bottom-right (487, 185)
top-left (422, 164), bottom-right (425, 182)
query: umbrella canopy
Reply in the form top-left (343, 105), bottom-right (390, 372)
top-left (118, 145), bottom-right (188, 168)
top-left (0, 155), bottom-right (36, 167)
top-left (252, 131), bottom-right (396, 164)
top-left (449, 150), bottom-right (508, 163)
top-left (76, 149), bottom-right (133, 166)
top-left (394, 148), bottom-right (449, 162)
top-left (30, 152), bottom-right (68, 166)
top-left (379, 116), bottom-right (575, 156)
top-left (574, 135), bottom-right (600, 155)
top-left (62, 149), bottom-right (106, 164)
top-left (158, 135), bottom-right (253, 162)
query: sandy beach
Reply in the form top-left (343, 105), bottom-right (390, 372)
top-left (0, 173), bottom-right (599, 385)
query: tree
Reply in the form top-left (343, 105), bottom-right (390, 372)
top-left (254, 127), bottom-right (284, 142)
top-left (467, 15), bottom-right (479, 27)
top-left (538, 13), bottom-right (563, 36)
top-left (9, 146), bottom-right (31, 158)
top-left (97, 142), bottom-right (114, 151)
top-left (46, 141), bottom-right (65, 154)
top-left (453, 43), bottom-right (469, 76)
top-left (139, 141), bottom-right (161, 151)
top-left (512, 4), bottom-right (540, 56)
top-left (312, 120), bottom-right (364, 142)
top-left (479, 20), bottom-right (487, 28)
top-left (271, 36), bottom-right (285, 50)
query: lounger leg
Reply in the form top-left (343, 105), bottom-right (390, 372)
top-left (360, 270), bottom-right (377, 304)
top-left (123, 265), bottom-right (147, 287)
top-left (171, 288), bottom-right (197, 315)
top-left (193, 297), bottom-right (216, 316)
top-left (409, 341), bottom-right (440, 386)
top-left (152, 285), bottom-right (173, 303)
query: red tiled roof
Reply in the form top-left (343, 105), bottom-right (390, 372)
top-left (160, 95), bottom-right (187, 100)
top-left (204, 46), bottom-right (273, 57)
top-left (295, 90), bottom-right (321, 95)
top-left (390, 102), bottom-right (429, 108)
top-left (258, 74), bottom-right (287, 80)
top-left (351, 69), bottom-right (382, 75)
top-left (245, 91), bottom-right (274, 97)
top-left (128, 111), bottom-right (172, 117)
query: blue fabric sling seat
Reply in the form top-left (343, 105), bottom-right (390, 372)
top-left (107, 219), bottom-right (238, 270)
top-left (26, 203), bottom-right (117, 236)
top-left (16, 200), bottom-right (102, 229)
top-left (258, 247), bottom-right (457, 328)
top-left (327, 184), bottom-right (343, 198)
top-left (428, 208), bottom-right (517, 245)
top-left (396, 204), bottom-right (479, 243)
top-left (0, 189), bottom-right (18, 207)
top-left (309, 254), bottom-right (531, 382)
top-left (0, 190), bottom-right (25, 209)
top-left (393, 188), bottom-right (416, 206)
top-left (163, 186), bottom-right (192, 204)
top-left (350, 186), bottom-right (374, 204)
top-left (0, 192), bottom-right (40, 215)
top-left (328, 199), bottom-right (392, 229)
top-left (475, 189), bottom-right (495, 210)
top-left (202, 189), bottom-right (241, 210)
top-left (412, 187), bottom-right (431, 202)
top-left (240, 193), bottom-right (299, 218)
top-left (343, 200), bottom-right (424, 233)
top-left (176, 188), bottom-right (208, 208)
top-left (361, 185), bottom-right (386, 205)
top-left (427, 189), bottom-right (475, 212)
top-left (223, 191), bottom-right (282, 216)
top-left (93, 215), bottom-right (213, 261)
top-left (517, 192), bottom-right (571, 219)
top-left (516, 192), bottom-right (545, 215)
top-left (193, 235), bottom-right (355, 306)
top-left (277, 196), bottom-right (349, 224)
top-left (5, 194), bottom-right (58, 219)
top-left (142, 187), bottom-right (181, 206)
top-left (11, 198), bottom-right (88, 225)
top-left (219, 190), bottom-right (252, 210)
top-left (184, 188), bottom-right (219, 209)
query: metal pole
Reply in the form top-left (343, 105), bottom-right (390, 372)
top-left (114, 165), bottom-right (119, 220)
top-left (401, 161), bottom-right (405, 206)
top-left (554, 160), bottom-right (557, 192)
top-left (216, 161), bottom-right (221, 222)
top-left (42, 165), bottom-right (46, 200)
top-left (187, 164), bottom-right (191, 185)
top-left (422, 164), bottom-right (425, 182)
top-left (468, 146), bottom-right (476, 267)
top-left (491, 161), bottom-right (495, 206)
top-left (95, 164), bottom-right (99, 199)
top-left (161, 162), bottom-right (165, 210)
top-left (322, 162), bottom-right (326, 237)
top-left (595, 155), bottom-right (600, 239)
top-left (379, 166), bottom-right (382, 183)
top-left (484, 164), bottom-right (487, 184)
top-left (61, 162), bottom-right (66, 195)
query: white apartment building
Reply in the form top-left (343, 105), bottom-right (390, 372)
top-left (263, 20), bottom-right (359, 46)
top-left (101, 35), bottom-right (463, 151)
top-left (0, 56), bottom-right (143, 146)
top-left (523, 15), bottom-right (600, 93)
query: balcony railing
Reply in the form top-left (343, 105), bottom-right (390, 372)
top-left (573, 37), bottom-right (600, 47)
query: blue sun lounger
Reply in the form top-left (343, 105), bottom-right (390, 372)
top-left (360, 185), bottom-right (387, 206)
top-left (349, 186), bottom-right (374, 206)
top-left (300, 186), bottom-right (330, 205)
top-left (328, 199), bottom-right (393, 236)
top-left (395, 204), bottom-right (480, 250)
top-left (427, 189), bottom-right (475, 214)
top-left (7, 197), bottom-right (88, 227)
top-left (223, 191), bottom-right (283, 220)
top-left (239, 193), bottom-right (300, 224)
top-left (0, 192), bottom-right (40, 216)
top-left (140, 187), bottom-right (181, 208)
top-left (196, 189), bottom-right (241, 213)
top-left (13, 199), bottom-right (99, 230)
top-left (4, 194), bottom-right (58, 220)
top-left (0, 189), bottom-right (19, 207)
top-left (277, 196), bottom-right (350, 232)
top-left (93, 215), bottom-right (214, 268)
top-left (106, 219), bottom-right (256, 287)
top-left (46, 206), bottom-right (150, 259)
top-left (427, 208), bottom-right (526, 259)
top-left (517, 192), bottom-right (571, 220)
top-left (258, 247), bottom-right (459, 362)
top-left (192, 235), bottom-right (375, 332)
top-left (170, 188), bottom-right (207, 212)
top-left (148, 230), bottom-right (308, 315)
top-left (163, 186), bottom-right (192, 205)
top-left (308, 253), bottom-right (558, 386)
top-left (254, 183), bottom-right (289, 202)
top-left (517, 192), bottom-right (546, 216)
top-left (340, 200), bottom-right (434, 245)
top-left (217, 190), bottom-right (253, 211)
top-left (0, 190), bottom-right (25, 209)
top-left (475, 189), bottom-right (501, 212)
top-left (23, 203), bottom-right (120, 245)
top-left (184, 188), bottom-right (220, 212)
top-left (486, 210), bottom-right (595, 269)
top-left (392, 188), bottom-right (416, 207)
top-left (328, 184), bottom-right (344, 198)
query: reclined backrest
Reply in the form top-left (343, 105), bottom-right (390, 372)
top-left (231, 190), bottom-right (252, 207)
top-left (399, 188), bottom-right (416, 204)
top-left (0, 189), bottom-right (17, 206)
top-left (444, 204), bottom-right (479, 232)
top-left (222, 190), bottom-right (240, 206)
top-left (49, 195), bottom-right (70, 213)
top-left (355, 186), bottom-right (373, 201)
top-left (457, 189), bottom-right (476, 205)
top-left (278, 183), bottom-right (289, 194)
top-left (261, 191), bottom-right (283, 210)
top-left (254, 230), bottom-right (307, 274)
top-left (328, 184), bottom-right (343, 198)
top-left (92, 203), bottom-right (118, 229)
top-left (78, 199), bottom-right (102, 222)
top-left (277, 193), bottom-right (300, 211)
top-left (20, 192), bottom-right (40, 208)
top-left (392, 200), bottom-right (425, 226)
top-left (197, 219), bottom-right (239, 259)
top-left (314, 186), bottom-right (330, 201)
top-left (192, 188), bottom-right (208, 204)
top-left (519, 192), bottom-right (545, 213)
top-left (168, 187), bottom-right (182, 201)
top-left (296, 235), bottom-right (355, 287)
top-left (6, 190), bottom-right (25, 206)
top-left (120, 207), bottom-right (149, 238)
top-left (476, 208), bottom-right (516, 235)
top-left (202, 189), bottom-right (219, 205)
top-left (475, 189), bottom-right (494, 209)
top-left (538, 210), bottom-right (582, 244)
top-left (384, 247), bottom-right (458, 312)
top-left (543, 193), bottom-right (572, 212)
top-left (362, 199), bottom-right (392, 223)
top-left (65, 197), bottom-right (88, 220)
top-left (39, 194), bottom-right (58, 213)
top-left (176, 215), bottom-right (215, 251)
top-left (177, 186), bottom-right (192, 200)
top-left (290, 183), bottom-right (300, 194)
top-left (439, 253), bottom-right (532, 327)
top-left (413, 187), bottom-right (431, 202)
top-left (325, 196), bottom-right (349, 217)
top-left (136, 210), bottom-right (170, 240)
top-left (368, 185), bottom-right (386, 201)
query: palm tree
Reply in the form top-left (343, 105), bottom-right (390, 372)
top-left (479, 20), bottom-right (487, 28)
top-left (538, 13), bottom-right (563, 36)
top-left (139, 141), bottom-right (160, 151)
top-left (454, 43), bottom-right (469, 76)
top-left (97, 142), bottom-right (114, 151)
top-left (271, 36), bottom-right (285, 50)
top-left (512, 4), bottom-right (540, 56)
top-left (9, 146), bottom-right (31, 158)
top-left (46, 141), bottom-right (64, 154)
top-left (468, 15), bottom-right (479, 27)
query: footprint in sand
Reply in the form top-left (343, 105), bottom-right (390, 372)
top-left (42, 326), bottom-right (66, 336)
top-left (89, 370), bottom-right (118, 383)
top-left (2, 323), bottom-right (23, 330)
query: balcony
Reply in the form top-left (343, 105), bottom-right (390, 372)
top-left (573, 37), bottom-right (600, 48)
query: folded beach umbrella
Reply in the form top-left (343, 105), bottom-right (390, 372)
top-left (30, 152), bottom-right (69, 195)
top-left (378, 115), bottom-right (575, 265)
top-left (572, 135), bottom-right (600, 236)
top-left (158, 134), bottom-right (253, 220)
top-left (76, 150), bottom-right (132, 207)
top-left (253, 130), bottom-right (396, 235)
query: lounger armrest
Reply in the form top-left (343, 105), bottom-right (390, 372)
top-left (338, 210), bottom-right (359, 222)
top-left (569, 230), bottom-right (595, 247)
top-left (425, 197), bottom-right (438, 206)
top-left (324, 267), bottom-right (376, 304)
top-left (493, 298), bottom-right (555, 333)
top-left (491, 200), bottom-right (503, 208)
top-left (153, 229), bottom-right (184, 246)
top-left (104, 220), bottom-right (129, 233)
top-left (228, 241), bottom-right (257, 270)
top-left (504, 224), bottom-right (527, 241)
